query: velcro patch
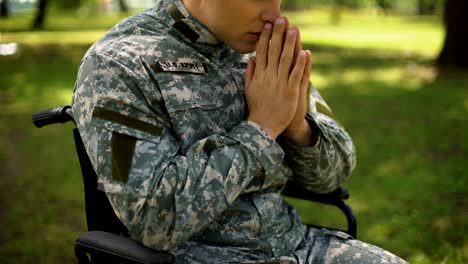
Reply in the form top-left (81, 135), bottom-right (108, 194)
top-left (111, 132), bottom-right (136, 183)
top-left (156, 58), bottom-right (206, 74)
top-left (316, 101), bottom-right (335, 120)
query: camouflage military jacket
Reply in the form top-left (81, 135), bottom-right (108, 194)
top-left (72, 0), bottom-right (356, 262)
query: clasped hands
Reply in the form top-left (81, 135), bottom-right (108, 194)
top-left (245, 17), bottom-right (315, 147)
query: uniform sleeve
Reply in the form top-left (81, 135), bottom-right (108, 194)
top-left (278, 83), bottom-right (356, 194)
top-left (72, 52), bottom-right (287, 251)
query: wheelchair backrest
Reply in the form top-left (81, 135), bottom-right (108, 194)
top-left (73, 128), bottom-right (129, 236)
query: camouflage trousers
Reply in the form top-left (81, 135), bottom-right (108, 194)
top-left (173, 227), bottom-right (409, 264)
top-left (288, 227), bottom-right (409, 264)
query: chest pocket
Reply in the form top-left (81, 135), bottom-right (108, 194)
top-left (156, 72), bottom-right (223, 113)
top-left (155, 72), bottom-right (226, 149)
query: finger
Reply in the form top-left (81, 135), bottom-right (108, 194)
top-left (278, 28), bottom-right (297, 79)
top-left (267, 17), bottom-right (286, 72)
top-left (294, 27), bottom-right (302, 58)
top-left (299, 51), bottom-right (312, 103)
top-left (300, 50), bottom-right (312, 89)
top-left (244, 57), bottom-right (256, 89)
top-left (292, 27), bottom-right (302, 67)
top-left (289, 50), bottom-right (307, 90)
top-left (255, 23), bottom-right (272, 71)
top-left (283, 17), bottom-right (290, 43)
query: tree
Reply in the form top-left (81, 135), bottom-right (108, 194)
top-left (330, 0), bottom-right (344, 25)
top-left (0, 0), bottom-right (9, 18)
top-left (417, 0), bottom-right (438, 15)
top-left (56, 0), bottom-right (84, 10)
top-left (32, 0), bottom-right (48, 29)
top-left (281, 0), bottom-right (312, 11)
top-left (117, 0), bottom-right (128, 13)
top-left (436, 0), bottom-right (468, 70)
top-left (375, 0), bottom-right (392, 16)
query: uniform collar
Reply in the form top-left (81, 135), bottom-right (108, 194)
top-left (157, 0), bottom-right (225, 58)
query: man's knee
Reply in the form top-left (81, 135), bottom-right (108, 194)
top-left (310, 229), bottom-right (408, 264)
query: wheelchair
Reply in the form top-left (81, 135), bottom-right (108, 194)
top-left (32, 105), bottom-right (357, 264)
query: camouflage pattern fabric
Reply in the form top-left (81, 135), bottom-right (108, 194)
top-left (72, 0), bottom-right (407, 263)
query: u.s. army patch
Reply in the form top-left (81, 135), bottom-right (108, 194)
top-left (155, 58), bottom-right (206, 74)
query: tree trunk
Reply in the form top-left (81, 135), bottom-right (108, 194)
top-left (436, 0), bottom-right (468, 70)
top-left (32, 0), bottom-right (48, 29)
top-left (117, 0), bottom-right (128, 13)
top-left (0, 0), bottom-right (9, 18)
top-left (376, 0), bottom-right (392, 16)
top-left (330, 0), bottom-right (343, 25)
top-left (417, 0), bottom-right (437, 15)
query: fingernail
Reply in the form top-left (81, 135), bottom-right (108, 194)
top-left (287, 28), bottom-right (296, 36)
top-left (299, 50), bottom-right (306, 57)
top-left (264, 23), bottom-right (272, 30)
top-left (275, 17), bottom-right (284, 25)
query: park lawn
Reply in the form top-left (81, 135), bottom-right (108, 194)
top-left (0, 10), bottom-right (467, 264)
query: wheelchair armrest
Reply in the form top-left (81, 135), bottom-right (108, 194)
top-left (75, 231), bottom-right (174, 264)
top-left (282, 181), bottom-right (357, 238)
top-left (283, 181), bottom-right (349, 205)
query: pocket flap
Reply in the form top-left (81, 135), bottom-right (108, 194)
top-left (91, 99), bottom-right (163, 143)
top-left (156, 72), bottom-right (222, 112)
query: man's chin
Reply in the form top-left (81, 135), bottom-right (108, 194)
top-left (228, 41), bottom-right (257, 54)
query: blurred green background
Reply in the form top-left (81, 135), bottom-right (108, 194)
top-left (0, 0), bottom-right (467, 263)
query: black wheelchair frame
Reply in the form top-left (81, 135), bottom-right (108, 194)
top-left (32, 105), bottom-right (357, 264)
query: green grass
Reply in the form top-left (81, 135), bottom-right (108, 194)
top-left (286, 8), bottom-right (445, 57)
top-left (1, 9), bottom-right (467, 264)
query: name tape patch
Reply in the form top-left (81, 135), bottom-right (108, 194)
top-left (157, 58), bottom-right (206, 74)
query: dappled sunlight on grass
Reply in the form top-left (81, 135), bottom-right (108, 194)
top-left (302, 28), bottom-right (443, 57)
top-left (336, 67), bottom-right (421, 89)
top-left (1, 43), bottom-right (89, 115)
top-left (408, 251), bottom-right (434, 264)
top-left (0, 12), bottom-right (129, 32)
top-left (288, 8), bottom-right (444, 58)
top-left (408, 242), bottom-right (468, 264)
top-left (2, 30), bottom-right (106, 45)
top-left (4, 66), bottom-right (76, 113)
top-left (366, 221), bottom-right (397, 242)
top-left (343, 196), bottom-right (369, 214)
top-left (309, 74), bottom-right (329, 89)
top-left (0, 11), bottom-right (129, 46)
top-left (311, 54), bottom-right (437, 94)
top-left (56, 89), bottom-right (74, 105)
top-left (6, 88), bottom-right (73, 115)
top-left (310, 45), bottom-right (467, 262)
top-left (1, 8), bottom-right (467, 264)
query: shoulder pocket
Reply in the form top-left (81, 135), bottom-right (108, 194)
top-left (90, 100), bottom-right (165, 197)
top-left (94, 128), bottom-right (158, 197)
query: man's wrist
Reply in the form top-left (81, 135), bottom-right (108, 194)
top-left (246, 117), bottom-right (280, 139)
top-left (283, 119), bottom-right (318, 147)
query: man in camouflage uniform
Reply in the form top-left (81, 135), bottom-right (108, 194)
top-left (72, 0), bottom-right (408, 263)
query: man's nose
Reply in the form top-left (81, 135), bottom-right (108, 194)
top-left (260, 0), bottom-right (281, 24)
